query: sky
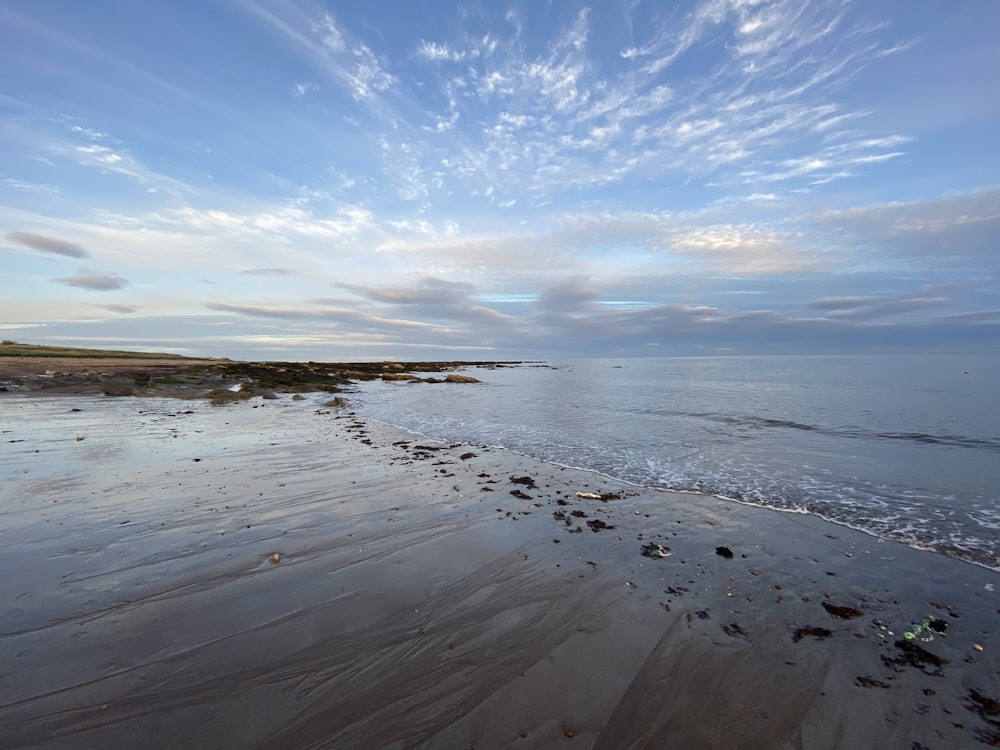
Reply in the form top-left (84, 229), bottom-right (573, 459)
top-left (1, 0), bottom-right (999, 361)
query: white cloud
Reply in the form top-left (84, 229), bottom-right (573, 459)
top-left (292, 81), bottom-right (319, 96)
top-left (1, 178), bottom-right (59, 193)
top-left (347, 43), bottom-right (396, 100)
top-left (312, 14), bottom-right (345, 52)
top-left (70, 125), bottom-right (106, 140)
top-left (5, 0), bottom-right (994, 358)
top-left (170, 203), bottom-right (374, 241)
top-left (393, 0), bottom-right (916, 202)
top-left (416, 41), bottom-right (465, 62)
top-left (242, 1), bottom-right (397, 108)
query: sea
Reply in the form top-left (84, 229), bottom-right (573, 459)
top-left (349, 353), bottom-right (1000, 571)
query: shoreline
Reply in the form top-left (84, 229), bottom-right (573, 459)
top-left (2, 393), bottom-right (999, 748)
top-left (362, 413), bottom-right (1000, 575)
top-left (0, 353), bottom-right (526, 399)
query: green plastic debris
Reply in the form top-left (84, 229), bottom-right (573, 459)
top-left (904, 615), bottom-right (949, 642)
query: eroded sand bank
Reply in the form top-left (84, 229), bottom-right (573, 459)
top-left (1, 395), bottom-right (998, 749)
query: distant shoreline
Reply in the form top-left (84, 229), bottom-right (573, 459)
top-left (0, 341), bottom-right (527, 399)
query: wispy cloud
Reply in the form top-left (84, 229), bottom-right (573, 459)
top-left (2, 178), bottom-right (60, 194)
top-left (239, 2), bottom-right (396, 104)
top-left (291, 81), bottom-right (318, 97)
top-left (92, 303), bottom-right (138, 314)
top-left (397, 0), bottom-right (915, 200)
top-left (53, 269), bottom-right (130, 291)
top-left (7, 231), bottom-right (88, 258)
top-left (241, 268), bottom-right (298, 276)
top-left (811, 187), bottom-right (1000, 274)
top-left (168, 204), bottom-right (374, 241)
top-left (2, 0), bottom-right (995, 358)
top-left (810, 292), bottom-right (953, 322)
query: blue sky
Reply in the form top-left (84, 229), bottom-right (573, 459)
top-left (2, 0), bottom-right (998, 360)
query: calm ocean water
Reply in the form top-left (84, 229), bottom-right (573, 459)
top-left (351, 354), bottom-right (1000, 570)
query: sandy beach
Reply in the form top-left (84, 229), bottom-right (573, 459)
top-left (2, 392), bottom-right (999, 749)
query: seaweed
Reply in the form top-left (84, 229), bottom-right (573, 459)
top-left (822, 601), bottom-right (863, 619)
top-left (793, 626), bottom-right (833, 643)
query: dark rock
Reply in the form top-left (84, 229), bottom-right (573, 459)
top-left (715, 546), bottom-right (734, 559)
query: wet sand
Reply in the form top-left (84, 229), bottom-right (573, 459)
top-left (1, 394), bottom-right (998, 749)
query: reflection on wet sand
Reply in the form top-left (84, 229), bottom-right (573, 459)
top-left (1, 395), bottom-right (998, 748)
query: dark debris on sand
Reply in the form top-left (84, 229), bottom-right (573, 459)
top-left (965, 688), bottom-right (1000, 746)
top-left (882, 639), bottom-right (949, 676)
top-left (822, 601), bottom-right (864, 619)
top-left (855, 675), bottom-right (892, 689)
top-left (586, 518), bottom-right (616, 533)
top-left (721, 622), bottom-right (749, 639)
top-left (793, 626), bottom-right (833, 643)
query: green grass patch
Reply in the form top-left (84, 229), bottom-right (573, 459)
top-left (0, 342), bottom-right (201, 360)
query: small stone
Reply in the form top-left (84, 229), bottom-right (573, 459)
top-left (269, 552), bottom-right (281, 564)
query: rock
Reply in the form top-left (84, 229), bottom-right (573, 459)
top-left (715, 546), bottom-right (734, 559)
top-left (202, 388), bottom-right (253, 404)
top-left (444, 373), bottom-right (479, 383)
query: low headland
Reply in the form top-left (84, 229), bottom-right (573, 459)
top-left (1, 343), bottom-right (998, 748)
top-left (0, 341), bottom-right (520, 401)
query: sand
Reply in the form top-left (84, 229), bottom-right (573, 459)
top-left (1, 393), bottom-right (998, 749)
